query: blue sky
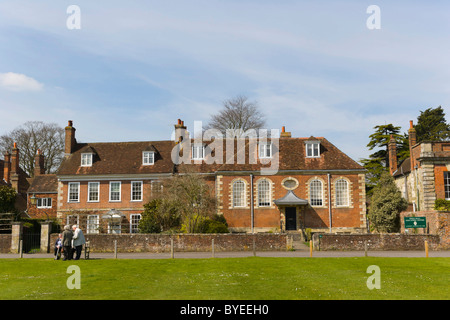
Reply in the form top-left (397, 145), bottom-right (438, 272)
top-left (0, 0), bottom-right (449, 162)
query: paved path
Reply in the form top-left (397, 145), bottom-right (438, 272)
top-left (1, 250), bottom-right (449, 259)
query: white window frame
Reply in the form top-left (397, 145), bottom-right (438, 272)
top-left (259, 142), bottom-right (272, 159)
top-left (151, 180), bottom-right (163, 195)
top-left (130, 214), bottom-right (142, 233)
top-left (232, 180), bottom-right (246, 208)
top-left (131, 181), bottom-right (143, 202)
top-left (445, 172), bottom-right (450, 200)
top-left (68, 182), bottom-right (80, 203)
top-left (86, 215), bottom-right (99, 234)
top-left (257, 179), bottom-right (271, 207)
top-left (109, 181), bottom-right (121, 202)
top-left (81, 153), bottom-right (93, 167)
top-left (87, 182), bottom-right (100, 202)
top-left (36, 197), bottom-right (52, 208)
top-left (306, 142), bottom-right (320, 158)
top-left (335, 179), bottom-right (349, 207)
top-left (142, 151), bottom-right (155, 165)
top-left (192, 144), bottom-right (205, 160)
top-left (309, 179), bottom-right (323, 207)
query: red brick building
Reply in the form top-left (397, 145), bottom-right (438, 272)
top-left (53, 120), bottom-right (367, 235)
top-left (1, 143), bottom-right (30, 212)
top-left (26, 149), bottom-right (58, 219)
top-left (391, 120), bottom-right (450, 211)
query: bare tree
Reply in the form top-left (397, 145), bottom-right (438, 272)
top-left (0, 121), bottom-right (64, 176)
top-left (205, 95), bottom-right (267, 137)
top-left (164, 170), bottom-right (216, 233)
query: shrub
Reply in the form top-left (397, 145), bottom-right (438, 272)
top-left (203, 214), bottom-right (229, 233)
top-left (0, 186), bottom-right (16, 213)
top-left (139, 199), bottom-right (181, 233)
top-left (183, 214), bottom-right (229, 233)
top-left (434, 199), bottom-right (450, 211)
top-left (368, 171), bottom-right (408, 233)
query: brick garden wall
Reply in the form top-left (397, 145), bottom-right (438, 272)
top-left (50, 233), bottom-right (289, 253)
top-left (400, 211), bottom-right (450, 249)
top-left (312, 233), bottom-right (443, 251)
top-left (0, 234), bottom-right (11, 253)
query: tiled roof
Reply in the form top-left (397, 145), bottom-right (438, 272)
top-left (393, 157), bottom-right (411, 177)
top-left (28, 174), bottom-right (58, 193)
top-left (57, 141), bottom-right (177, 176)
top-left (57, 137), bottom-right (364, 176)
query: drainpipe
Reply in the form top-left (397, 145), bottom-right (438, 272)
top-left (250, 174), bottom-right (254, 234)
top-left (414, 165), bottom-right (419, 212)
top-left (328, 173), bottom-right (332, 233)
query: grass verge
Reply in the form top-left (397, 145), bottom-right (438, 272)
top-left (0, 257), bottom-right (448, 300)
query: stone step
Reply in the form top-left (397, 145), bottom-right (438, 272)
top-left (292, 240), bottom-right (309, 251)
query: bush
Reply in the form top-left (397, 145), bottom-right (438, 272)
top-left (203, 214), bottom-right (229, 233)
top-left (201, 220), bottom-right (229, 233)
top-left (0, 186), bottom-right (16, 213)
top-left (185, 214), bottom-right (229, 233)
top-left (304, 228), bottom-right (312, 241)
top-left (139, 199), bottom-right (181, 233)
top-left (368, 171), bottom-right (408, 233)
top-left (434, 199), bottom-right (450, 211)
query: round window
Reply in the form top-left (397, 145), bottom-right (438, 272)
top-left (282, 177), bottom-right (299, 190)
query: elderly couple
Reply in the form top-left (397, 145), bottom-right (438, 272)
top-left (56, 225), bottom-right (86, 261)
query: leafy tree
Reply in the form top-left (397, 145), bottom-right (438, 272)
top-left (139, 171), bottom-right (217, 234)
top-left (139, 198), bottom-right (181, 233)
top-left (0, 186), bottom-right (16, 213)
top-left (415, 106), bottom-right (450, 142)
top-left (368, 171), bottom-right (408, 233)
top-left (165, 172), bottom-right (217, 233)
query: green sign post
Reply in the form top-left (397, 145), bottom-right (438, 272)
top-left (404, 217), bottom-right (427, 228)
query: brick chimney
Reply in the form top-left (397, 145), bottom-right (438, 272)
top-left (408, 120), bottom-right (417, 170)
top-left (10, 142), bottom-right (20, 192)
top-left (280, 126), bottom-right (291, 138)
top-left (174, 119), bottom-right (187, 143)
top-left (388, 135), bottom-right (397, 175)
top-left (65, 120), bottom-right (76, 157)
top-left (3, 151), bottom-right (11, 184)
top-left (34, 149), bottom-right (45, 176)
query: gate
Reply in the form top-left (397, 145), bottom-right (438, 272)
top-left (22, 225), bottom-right (41, 253)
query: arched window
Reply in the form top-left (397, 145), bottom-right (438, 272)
top-left (258, 179), bottom-right (271, 207)
top-left (232, 180), bottom-right (245, 207)
top-left (310, 179), bottom-right (323, 206)
top-left (335, 179), bottom-right (349, 206)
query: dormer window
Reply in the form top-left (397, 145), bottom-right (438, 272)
top-left (81, 153), bottom-right (93, 166)
top-left (192, 144), bottom-right (205, 160)
top-left (259, 142), bottom-right (272, 158)
top-left (305, 141), bottom-right (320, 158)
top-left (143, 151), bottom-right (155, 165)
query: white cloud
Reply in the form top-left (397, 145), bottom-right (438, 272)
top-left (0, 72), bottom-right (43, 92)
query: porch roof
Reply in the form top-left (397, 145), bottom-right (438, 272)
top-left (274, 190), bottom-right (308, 206)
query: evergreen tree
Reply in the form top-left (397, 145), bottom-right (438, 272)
top-left (415, 106), bottom-right (450, 142)
top-left (361, 124), bottom-right (409, 193)
top-left (368, 171), bottom-right (408, 233)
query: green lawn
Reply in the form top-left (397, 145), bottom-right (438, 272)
top-left (0, 257), bottom-right (448, 300)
